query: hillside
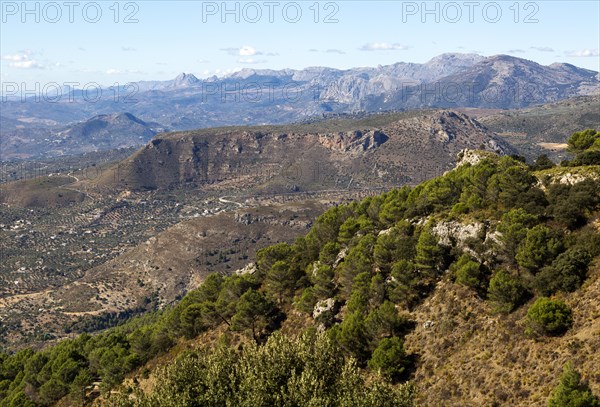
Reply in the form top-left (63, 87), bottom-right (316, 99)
top-left (90, 109), bottom-right (514, 192)
top-left (476, 95), bottom-right (600, 161)
top-left (1, 130), bottom-right (599, 406)
top-left (0, 113), bottom-right (164, 161)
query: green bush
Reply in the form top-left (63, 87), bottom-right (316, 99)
top-left (548, 362), bottom-right (600, 407)
top-left (368, 337), bottom-right (409, 382)
top-left (487, 269), bottom-right (529, 313)
top-left (534, 248), bottom-right (593, 296)
top-left (515, 225), bottom-right (563, 273)
top-left (526, 297), bottom-right (573, 337)
top-left (452, 254), bottom-right (487, 292)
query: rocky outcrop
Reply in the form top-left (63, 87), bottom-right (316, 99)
top-left (235, 262), bottom-right (257, 276)
top-left (312, 298), bottom-right (337, 319)
top-left (455, 149), bottom-right (498, 168)
top-left (318, 130), bottom-right (389, 154)
top-left (432, 221), bottom-right (484, 249)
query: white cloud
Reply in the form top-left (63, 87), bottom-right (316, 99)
top-left (359, 42), bottom-right (410, 51)
top-left (239, 45), bottom-right (257, 56)
top-left (3, 54), bottom-right (27, 62)
top-left (2, 52), bottom-right (44, 69)
top-left (221, 46), bottom-right (270, 57)
top-left (326, 49), bottom-right (346, 54)
top-left (121, 46), bottom-right (137, 52)
top-left (220, 48), bottom-right (239, 55)
top-left (507, 49), bottom-right (525, 54)
top-left (106, 68), bottom-right (143, 75)
top-left (11, 60), bottom-right (43, 69)
top-left (566, 49), bottom-right (599, 57)
top-left (237, 58), bottom-right (266, 64)
top-left (531, 46), bottom-right (554, 52)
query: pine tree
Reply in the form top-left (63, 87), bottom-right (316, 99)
top-left (548, 362), bottom-right (600, 407)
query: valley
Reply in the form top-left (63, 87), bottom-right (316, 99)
top-left (0, 52), bottom-right (598, 405)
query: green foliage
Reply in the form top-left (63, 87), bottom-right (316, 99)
top-left (487, 269), bottom-right (529, 313)
top-left (378, 187), bottom-right (410, 226)
top-left (373, 221), bottom-right (416, 274)
top-left (516, 225), bottom-right (563, 273)
top-left (452, 254), bottom-right (487, 292)
top-left (338, 215), bottom-right (375, 244)
top-left (256, 243), bottom-right (296, 278)
top-left (496, 208), bottom-right (538, 262)
top-left (368, 337), bottom-right (409, 383)
top-left (295, 287), bottom-right (318, 315)
top-left (531, 154), bottom-right (555, 171)
top-left (264, 260), bottom-right (302, 305)
top-left (567, 129), bottom-right (600, 154)
top-left (116, 331), bottom-right (414, 407)
top-left (366, 301), bottom-right (411, 340)
top-left (338, 234), bottom-right (376, 297)
top-left (231, 289), bottom-right (278, 343)
top-left (310, 263), bottom-right (336, 299)
top-left (547, 179), bottom-right (600, 229)
top-left (526, 297), bottom-right (573, 337)
top-left (534, 248), bottom-right (593, 296)
top-left (414, 225), bottom-right (444, 276)
top-left (319, 241), bottom-right (341, 266)
top-left (333, 311), bottom-right (371, 364)
top-left (548, 362), bottom-right (600, 407)
top-left (487, 159), bottom-right (547, 213)
top-left (215, 275), bottom-right (257, 322)
top-left (387, 260), bottom-right (421, 307)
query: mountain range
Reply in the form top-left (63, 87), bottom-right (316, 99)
top-left (1, 53), bottom-right (598, 160)
top-left (0, 113), bottom-right (164, 160)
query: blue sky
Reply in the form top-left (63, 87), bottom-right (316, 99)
top-left (1, 1), bottom-right (599, 88)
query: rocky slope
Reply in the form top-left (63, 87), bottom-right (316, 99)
top-left (91, 110), bottom-right (515, 192)
top-left (0, 112), bottom-right (164, 160)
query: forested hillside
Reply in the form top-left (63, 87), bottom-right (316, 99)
top-left (1, 130), bottom-right (599, 407)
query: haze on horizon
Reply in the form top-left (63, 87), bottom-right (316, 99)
top-left (1, 0), bottom-right (599, 90)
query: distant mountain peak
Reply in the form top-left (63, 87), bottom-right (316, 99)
top-left (173, 72), bottom-right (200, 86)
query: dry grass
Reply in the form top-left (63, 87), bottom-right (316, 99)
top-left (404, 264), bottom-right (600, 406)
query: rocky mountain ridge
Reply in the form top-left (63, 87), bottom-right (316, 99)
top-left (1, 54), bottom-right (597, 160)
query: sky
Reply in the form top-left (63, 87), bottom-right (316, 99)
top-left (1, 0), bottom-right (599, 90)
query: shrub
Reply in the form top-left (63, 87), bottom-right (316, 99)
top-left (526, 297), bottom-right (573, 337)
top-left (368, 337), bottom-right (409, 382)
top-left (534, 248), bottom-right (592, 296)
top-left (515, 225), bottom-right (563, 273)
top-left (487, 269), bottom-right (529, 313)
top-left (452, 254), bottom-right (487, 292)
top-left (548, 362), bottom-right (600, 407)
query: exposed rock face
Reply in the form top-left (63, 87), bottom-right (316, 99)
top-left (313, 298), bottom-right (337, 319)
top-left (333, 247), bottom-right (349, 269)
top-left (432, 221), bottom-right (484, 249)
top-left (318, 130), bottom-right (389, 153)
top-left (548, 171), bottom-right (600, 185)
top-left (235, 262), bottom-right (257, 276)
top-left (93, 110), bottom-right (515, 192)
top-left (455, 149), bottom-right (497, 167)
